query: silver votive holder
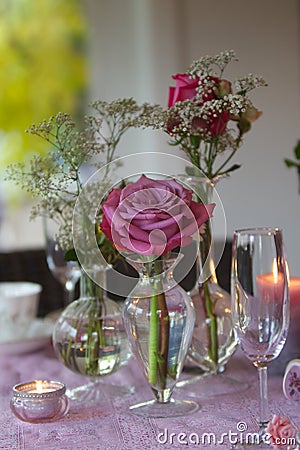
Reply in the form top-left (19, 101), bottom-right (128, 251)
top-left (11, 380), bottom-right (69, 423)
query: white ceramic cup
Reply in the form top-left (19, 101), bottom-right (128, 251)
top-left (0, 282), bottom-right (42, 342)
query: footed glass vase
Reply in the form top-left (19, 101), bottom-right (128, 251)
top-left (52, 267), bottom-right (132, 403)
top-left (123, 253), bottom-right (199, 418)
top-left (177, 175), bottom-right (239, 393)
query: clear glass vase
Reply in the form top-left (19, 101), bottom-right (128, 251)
top-left (176, 175), bottom-right (242, 395)
top-left (52, 267), bottom-right (132, 403)
top-left (122, 253), bottom-right (199, 418)
top-left (189, 224), bottom-right (237, 374)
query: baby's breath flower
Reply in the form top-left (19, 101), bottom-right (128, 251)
top-left (188, 50), bottom-right (237, 77)
top-left (6, 100), bottom-right (149, 254)
top-left (235, 74), bottom-right (267, 93)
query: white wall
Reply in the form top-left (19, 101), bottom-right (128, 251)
top-left (85, 0), bottom-right (300, 274)
top-left (2, 0), bottom-right (300, 276)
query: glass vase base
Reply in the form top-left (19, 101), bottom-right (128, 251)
top-left (129, 398), bottom-right (199, 418)
top-left (176, 372), bottom-right (249, 397)
top-left (66, 381), bottom-right (134, 403)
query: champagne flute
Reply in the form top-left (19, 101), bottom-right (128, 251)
top-left (231, 227), bottom-right (289, 448)
top-left (43, 217), bottom-right (81, 308)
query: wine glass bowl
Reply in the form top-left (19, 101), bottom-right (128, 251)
top-left (231, 227), bottom-right (290, 445)
top-left (43, 217), bottom-right (81, 307)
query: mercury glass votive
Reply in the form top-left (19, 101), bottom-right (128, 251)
top-left (11, 380), bottom-right (69, 423)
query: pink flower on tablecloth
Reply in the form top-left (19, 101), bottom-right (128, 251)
top-left (266, 414), bottom-right (296, 448)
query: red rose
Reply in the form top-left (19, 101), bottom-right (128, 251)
top-left (192, 111), bottom-right (230, 136)
top-left (168, 74), bottom-right (199, 107)
top-left (167, 73), bottom-right (232, 136)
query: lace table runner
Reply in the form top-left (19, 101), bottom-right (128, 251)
top-left (0, 346), bottom-right (299, 450)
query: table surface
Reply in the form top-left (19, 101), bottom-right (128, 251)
top-left (0, 342), bottom-right (299, 450)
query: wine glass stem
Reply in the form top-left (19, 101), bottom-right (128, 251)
top-left (64, 282), bottom-right (75, 307)
top-left (258, 366), bottom-right (269, 429)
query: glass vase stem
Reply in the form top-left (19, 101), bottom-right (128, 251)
top-left (258, 366), bottom-right (269, 429)
top-left (64, 282), bottom-right (76, 307)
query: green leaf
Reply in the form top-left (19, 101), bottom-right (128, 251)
top-left (227, 163), bottom-right (241, 172)
top-left (223, 164), bottom-right (241, 174)
top-left (294, 140), bottom-right (300, 160)
top-left (64, 248), bottom-right (78, 262)
top-left (285, 158), bottom-right (300, 169)
top-left (185, 165), bottom-right (200, 176)
top-left (284, 158), bottom-right (296, 168)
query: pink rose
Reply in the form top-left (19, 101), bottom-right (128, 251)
top-left (266, 414), bottom-right (296, 448)
top-left (168, 74), bottom-right (199, 107)
top-left (167, 73), bottom-right (232, 136)
top-left (101, 175), bottom-right (214, 256)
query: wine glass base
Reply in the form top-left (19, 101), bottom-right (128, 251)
top-left (129, 398), bottom-right (199, 418)
top-left (176, 372), bottom-right (249, 397)
top-left (66, 381), bottom-right (134, 403)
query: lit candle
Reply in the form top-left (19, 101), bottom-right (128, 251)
top-left (286, 276), bottom-right (300, 353)
top-left (11, 380), bottom-right (69, 423)
top-left (289, 277), bottom-right (300, 305)
top-left (27, 380), bottom-right (56, 394)
top-left (256, 272), bottom-right (285, 302)
top-left (269, 275), bottom-right (300, 375)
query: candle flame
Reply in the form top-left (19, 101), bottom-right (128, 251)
top-left (35, 380), bottom-right (44, 393)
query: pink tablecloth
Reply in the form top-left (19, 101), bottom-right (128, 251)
top-left (0, 344), bottom-right (299, 450)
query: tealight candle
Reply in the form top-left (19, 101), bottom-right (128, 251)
top-left (26, 380), bottom-right (55, 394)
top-left (10, 380), bottom-right (69, 423)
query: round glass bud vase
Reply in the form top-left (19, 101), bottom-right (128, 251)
top-left (52, 267), bottom-right (132, 403)
top-left (123, 253), bottom-right (199, 418)
top-left (179, 175), bottom-right (237, 375)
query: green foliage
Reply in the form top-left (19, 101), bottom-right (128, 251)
top-left (0, 0), bottom-right (86, 168)
top-left (294, 140), bottom-right (300, 160)
top-left (284, 139), bottom-right (300, 194)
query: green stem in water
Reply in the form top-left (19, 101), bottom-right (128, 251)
top-left (157, 291), bottom-right (170, 390)
top-left (85, 309), bottom-right (100, 376)
top-left (199, 204), bottom-right (219, 367)
top-left (148, 291), bottom-right (158, 386)
top-left (147, 259), bottom-right (170, 389)
top-left (202, 281), bottom-right (218, 364)
top-left (85, 275), bottom-right (107, 375)
top-left (62, 306), bottom-right (82, 366)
